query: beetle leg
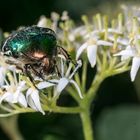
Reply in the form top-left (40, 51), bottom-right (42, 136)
top-left (57, 46), bottom-right (76, 65)
top-left (29, 64), bottom-right (45, 80)
top-left (29, 64), bottom-right (58, 85)
top-left (57, 46), bottom-right (83, 69)
top-left (55, 64), bottom-right (62, 77)
top-left (24, 64), bottom-right (38, 88)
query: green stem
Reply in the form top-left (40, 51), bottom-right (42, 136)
top-left (80, 110), bottom-right (93, 140)
top-left (43, 106), bottom-right (82, 114)
top-left (0, 115), bottom-right (24, 140)
top-left (0, 106), bottom-right (82, 117)
top-left (67, 87), bottom-right (82, 103)
top-left (87, 73), bottom-right (106, 104)
top-left (82, 61), bottom-right (87, 93)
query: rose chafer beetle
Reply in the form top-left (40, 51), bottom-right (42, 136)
top-left (1, 26), bottom-right (71, 81)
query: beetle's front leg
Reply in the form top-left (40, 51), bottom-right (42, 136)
top-left (57, 46), bottom-right (76, 65)
top-left (23, 64), bottom-right (38, 88)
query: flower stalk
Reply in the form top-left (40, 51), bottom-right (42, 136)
top-left (0, 115), bottom-right (24, 140)
top-left (80, 110), bottom-right (93, 140)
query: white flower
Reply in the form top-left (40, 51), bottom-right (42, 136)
top-left (114, 45), bottom-right (140, 81)
top-left (76, 39), bottom-right (113, 67)
top-left (0, 71), bottom-right (27, 107)
top-left (0, 55), bottom-right (17, 86)
top-left (37, 16), bottom-right (48, 28)
top-left (0, 67), bottom-right (7, 86)
top-left (37, 60), bottom-right (83, 98)
top-left (0, 65), bottom-right (17, 86)
top-left (108, 35), bottom-right (129, 46)
top-left (26, 87), bottom-right (45, 115)
top-left (68, 26), bottom-right (87, 42)
top-left (56, 77), bottom-right (82, 98)
top-left (61, 11), bottom-right (69, 21)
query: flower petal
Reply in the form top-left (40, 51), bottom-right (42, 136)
top-left (0, 92), bottom-right (13, 103)
top-left (26, 88), bottom-right (45, 115)
top-left (30, 91), bottom-right (45, 115)
top-left (117, 38), bottom-right (129, 45)
top-left (0, 67), bottom-right (6, 86)
top-left (56, 78), bottom-right (69, 93)
top-left (26, 94), bottom-right (36, 110)
top-left (76, 42), bottom-right (88, 60)
top-left (12, 91), bottom-right (20, 103)
top-left (26, 89), bottom-right (34, 107)
top-left (115, 50), bottom-right (134, 57)
top-left (17, 81), bottom-right (26, 90)
top-left (85, 30), bottom-right (99, 39)
top-left (114, 46), bottom-right (135, 61)
top-left (130, 57), bottom-right (140, 81)
top-left (136, 35), bottom-right (140, 40)
top-left (18, 93), bottom-right (27, 107)
top-left (37, 16), bottom-right (47, 27)
top-left (97, 40), bottom-right (113, 46)
top-left (87, 45), bottom-right (97, 67)
top-left (70, 80), bottom-right (83, 98)
top-left (108, 28), bottom-right (122, 34)
top-left (37, 81), bottom-right (55, 89)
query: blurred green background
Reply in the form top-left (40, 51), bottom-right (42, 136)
top-left (1, 0), bottom-right (140, 140)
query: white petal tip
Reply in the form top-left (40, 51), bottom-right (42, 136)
top-left (57, 78), bottom-right (69, 93)
top-left (41, 111), bottom-right (45, 115)
top-left (79, 95), bottom-right (83, 99)
top-left (69, 80), bottom-right (83, 99)
top-left (91, 64), bottom-right (95, 68)
top-left (130, 73), bottom-right (135, 82)
top-left (37, 16), bottom-right (47, 28)
top-left (130, 57), bottom-right (140, 82)
top-left (90, 61), bottom-right (96, 68)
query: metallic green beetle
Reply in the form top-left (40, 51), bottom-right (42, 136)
top-left (1, 26), bottom-right (70, 80)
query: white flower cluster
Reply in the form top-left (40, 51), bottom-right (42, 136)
top-left (60, 11), bottom-right (140, 82)
top-left (0, 54), bottom-right (82, 115)
top-left (1, 7), bottom-right (140, 115)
